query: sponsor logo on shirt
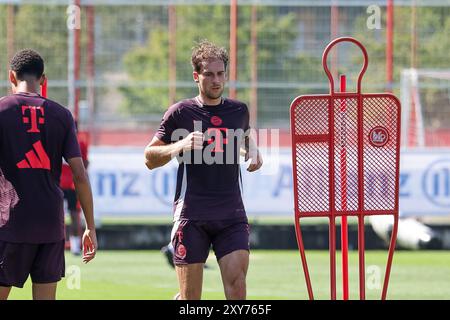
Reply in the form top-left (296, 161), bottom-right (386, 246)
top-left (22, 105), bottom-right (45, 133)
top-left (16, 140), bottom-right (51, 170)
top-left (206, 128), bottom-right (228, 153)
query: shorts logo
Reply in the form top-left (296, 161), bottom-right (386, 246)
top-left (211, 116), bottom-right (223, 126)
top-left (369, 126), bottom-right (389, 147)
top-left (176, 244), bottom-right (187, 259)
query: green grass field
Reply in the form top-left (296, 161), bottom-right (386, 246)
top-left (7, 250), bottom-right (450, 300)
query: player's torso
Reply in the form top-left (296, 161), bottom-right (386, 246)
top-left (177, 98), bottom-right (247, 188)
top-left (173, 98), bottom-right (248, 220)
top-left (0, 93), bottom-right (67, 180)
top-left (0, 93), bottom-right (69, 242)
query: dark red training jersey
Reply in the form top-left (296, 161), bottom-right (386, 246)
top-left (0, 92), bottom-right (81, 243)
top-left (155, 97), bottom-right (250, 221)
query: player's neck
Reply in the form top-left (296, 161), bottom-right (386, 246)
top-left (13, 82), bottom-right (40, 95)
top-left (197, 94), bottom-right (222, 106)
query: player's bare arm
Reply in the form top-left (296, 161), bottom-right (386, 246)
top-left (68, 157), bottom-right (97, 263)
top-left (243, 135), bottom-right (263, 172)
top-left (144, 131), bottom-right (203, 170)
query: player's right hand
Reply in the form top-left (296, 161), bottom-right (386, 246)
top-left (181, 131), bottom-right (204, 152)
top-left (82, 229), bottom-right (98, 263)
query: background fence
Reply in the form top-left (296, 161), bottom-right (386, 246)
top-left (0, 0), bottom-right (449, 146)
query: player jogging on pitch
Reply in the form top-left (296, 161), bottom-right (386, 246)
top-left (0, 49), bottom-right (97, 300)
top-left (145, 40), bottom-right (262, 300)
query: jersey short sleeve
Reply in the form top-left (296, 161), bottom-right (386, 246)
top-left (63, 112), bottom-right (81, 161)
top-left (155, 104), bottom-right (180, 144)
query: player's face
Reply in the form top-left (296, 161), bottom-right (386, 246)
top-left (194, 59), bottom-right (226, 102)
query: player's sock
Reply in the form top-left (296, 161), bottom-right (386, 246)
top-left (70, 236), bottom-right (81, 255)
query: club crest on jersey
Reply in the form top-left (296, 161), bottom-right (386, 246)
top-left (210, 116), bottom-right (223, 126)
top-left (369, 126), bottom-right (389, 147)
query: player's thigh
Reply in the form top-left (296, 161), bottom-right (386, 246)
top-left (30, 240), bottom-right (65, 285)
top-left (218, 250), bottom-right (249, 285)
top-left (0, 241), bottom-right (37, 289)
top-left (171, 220), bottom-right (211, 265)
top-left (32, 282), bottom-right (57, 300)
top-left (175, 263), bottom-right (204, 297)
top-left (0, 286), bottom-right (11, 300)
top-left (212, 217), bottom-right (250, 283)
top-left (212, 217), bottom-right (250, 263)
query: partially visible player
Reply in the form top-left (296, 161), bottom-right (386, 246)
top-left (61, 124), bottom-right (89, 256)
top-left (369, 214), bottom-right (443, 250)
top-left (0, 49), bottom-right (97, 300)
top-left (161, 243), bottom-right (175, 268)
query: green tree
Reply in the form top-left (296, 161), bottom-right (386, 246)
top-left (353, 6), bottom-right (450, 128)
top-left (120, 5), bottom-right (321, 119)
top-left (1, 5), bottom-right (69, 102)
top-left (352, 6), bottom-right (450, 90)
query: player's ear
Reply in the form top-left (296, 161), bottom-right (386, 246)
top-left (193, 71), bottom-right (199, 83)
top-left (9, 70), bottom-right (17, 86)
top-left (39, 74), bottom-right (46, 86)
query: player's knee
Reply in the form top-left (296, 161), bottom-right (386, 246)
top-left (225, 274), bottom-right (246, 300)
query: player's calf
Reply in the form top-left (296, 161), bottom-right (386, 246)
top-left (176, 263), bottom-right (204, 300)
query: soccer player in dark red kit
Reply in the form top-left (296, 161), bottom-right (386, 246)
top-left (145, 40), bottom-right (262, 300)
top-left (0, 49), bottom-right (97, 300)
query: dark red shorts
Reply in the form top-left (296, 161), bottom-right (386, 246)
top-left (171, 217), bottom-right (250, 265)
top-left (0, 240), bottom-right (65, 288)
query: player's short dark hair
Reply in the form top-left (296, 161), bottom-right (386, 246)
top-left (10, 49), bottom-right (44, 80)
top-left (191, 40), bottom-right (229, 73)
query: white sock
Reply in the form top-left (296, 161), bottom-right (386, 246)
top-left (173, 292), bottom-right (181, 300)
top-left (70, 236), bottom-right (81, 254)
